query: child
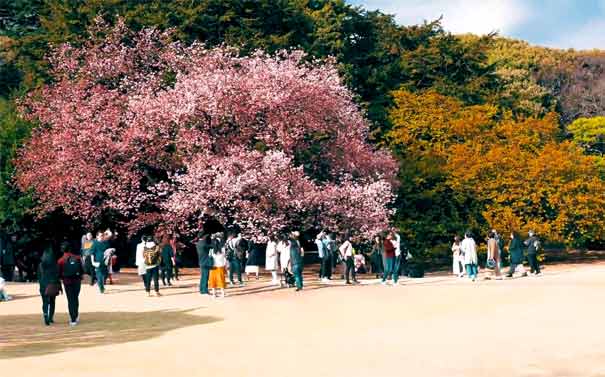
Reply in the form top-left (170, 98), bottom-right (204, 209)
top-left (208, 246), bottom-right (227, 298)
top-left (0, 276), bottom-right (11, 301)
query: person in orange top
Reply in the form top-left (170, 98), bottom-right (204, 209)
top-left (57, 241), bottom-right (84, 326)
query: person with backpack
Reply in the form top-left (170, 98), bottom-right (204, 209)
top-left (226, 233), bottom-right (243, 286)
top-left (142, 236), bottom-right (161, 296)
top-left (524, 230), bottom-right (541, 275)
top-left (57, 241), bottom-right (83, 326)
top-left (38, 247), bottom-right (61, 326)
top-left (196, 232), bottom-right (213, 295)
top-left (289, 231), bottom-right (304, 291)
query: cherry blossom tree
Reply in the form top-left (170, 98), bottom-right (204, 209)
top-left (16, 18), bottom-right (397, 239)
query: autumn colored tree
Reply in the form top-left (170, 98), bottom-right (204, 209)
top-left (389, 89), bottom-right (605, 245)
top-left (568, 116), bottom-right (605, 156)
top-left (15, 19), bottom-right (396, 239)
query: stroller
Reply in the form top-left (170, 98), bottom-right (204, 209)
top-left (282, 269), bottom-right (295, 288)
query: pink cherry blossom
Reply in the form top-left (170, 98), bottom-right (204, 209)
top-left (16, 18), bottom-right (396, 239)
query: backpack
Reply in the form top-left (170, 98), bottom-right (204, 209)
top-left (143, 245), bottom-right (160, 266)
top-left (63, 256), bottom-right (82, 278)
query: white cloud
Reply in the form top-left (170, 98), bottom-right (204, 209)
top-left (358, 0), bottom-right (531, 35)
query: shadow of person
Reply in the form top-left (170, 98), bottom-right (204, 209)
top-left (0, 309), bottom-right (220, 359)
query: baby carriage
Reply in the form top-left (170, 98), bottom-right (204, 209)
top-left (282, 269), bottom-right (295, 288)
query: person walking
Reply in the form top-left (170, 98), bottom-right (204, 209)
top-left (265, 236), bottom-right (279, 285)
top-left (321, 233), bottom-right (333, 281)
top-left (289, 231), bottom-right (304, 291)
top-left (208, 245), bottom-right (227, 298)
top-left (382, 233), bottom-right (396, 285)
top-left (160, 237), bottom-right (174, 286)
top-left (506, 231), bottom-right (527, 278)
top-left (339, 234), bottom-right (358, 285)
top-left (142, 236), bottom-right (161, 297)
top-left (524, 230), bottom-right (541, 275)
top-left (80, 232), bottom-right (95, 284)
top-left (391, 229), bottom-right (403, 284)
top-left (452, 236), bottom-right (464, 277)
top-left (196, 233), bottom-right (213, 295)
top-left (57, 241), bottom-right (83, 326)
top-left (461, 232), bottom-right (478, 281)
top-left (91, 231), bottom-right (109, 293)
top-left (38, 247), bottom-right (61, 326)
top-left (1, 234), bottom-right (16, 282)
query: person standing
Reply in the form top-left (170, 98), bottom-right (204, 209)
top-left (381, 233), bottom-right (396, 285)
top-left (321, 233), bottom-right (332, 281)
top-left (91, 232), bottom-right (109, 294)
top-left (452, 236), bottom-right (464, 277)
top-left (170, 235), bottom-right (181, 281)
top-left (1, 234), bottom-right (16, 282)
top-left (461, 232), bottom-right (478, 281)
top-left (506, 232), bottom-right (527, 278)
top-left (226, 233), bottom-right (243, 286)
top-left (57, 242), bottom-right (83, 326)
top-left (245, 242), bottom-right (261, 281)
top-left (315, 231), bottom-right (327, 282)
top-left (196, 233), bottom-right (212, 295)
top-left (371, 235), bottom-right (384, 278)
top-left (391, 229), bottom-right (402, 284)
top-left (208, 245), bottom-right (227, 298)
top-left (339, 234), bottom-right (358, 285)
top-left (135, 236), bottom-right (150, 286)
top-left (289, 231), bottom-right (304, 291)
top-left (160, 237), bottom-right (174, 287)
top-left (80, 233), bottom-right (95, 284)
top-left (142, 236), bottom-right (161, 297)
top-left (278, 235), bottom-right (290, 287)
top-left (486, 231), bottom-right (502, 279)
top-left (524, 230), bottom-right (541, 275)
top-left (265, 236), bottom-right (279, 285)
top-left (38, 247), bottom-right (61, 326)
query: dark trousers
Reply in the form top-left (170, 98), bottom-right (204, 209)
top-left (1, 265), bottom-right (14, 281)
top-left (292, 264), bottom-right (303, 290)
top-left (64, 282), bottom-right (81, 322)
top-left (144, 266), bottom-right (160, 293)
top-left (95, 268), bottom-right (106, 293)
top-left (345, 257), bottom-right (356, 283)
top-left (321, 255), bottom-right (332, 279)
top-left (199, 267), bottom-right (209, 294)
top-left (229, 260), bottom-right (242, 284)
top-left (173, 263), bottom-right (180, 280)
top-left (40, 291), bottom-right (56, 321)
top-left (528, 254), bottom-right (540, 274)
top-left (393, 255), bottom-right (401, 283)
top-left (161, 265), bottom-right (173, 285)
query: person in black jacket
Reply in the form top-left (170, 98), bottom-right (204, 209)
top-left (38, 247), bottom-right (61, 325)
top-left (196, 233), bottom-right (212, 295)
top-left (160, 236), bottom-right (174, 286)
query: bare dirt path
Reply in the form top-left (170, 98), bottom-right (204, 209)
top-left (2, 262), bottom-right (605, 377)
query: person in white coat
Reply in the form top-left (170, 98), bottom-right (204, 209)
top-left (265, 236), bottom-right (279, 285)
top-left (135, 236), bottom-right (159, 296)
top-left (451, 236), bottom-right (464, 277)
top-left (277, 236), bottom-right (290, 287)
top-left (460, 232), bottom-right (478, 281)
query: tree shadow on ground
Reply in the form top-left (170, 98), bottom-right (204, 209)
top-left (0, 309), bottom-right (220, 359)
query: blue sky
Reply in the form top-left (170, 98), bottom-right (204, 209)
top-left (348, 0), bottom-right (605, 50)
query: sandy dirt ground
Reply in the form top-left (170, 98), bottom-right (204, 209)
top-left (1, 262), bottom-right (605, 377)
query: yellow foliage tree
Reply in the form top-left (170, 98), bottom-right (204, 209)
top-left (389, 89), bottom-right (605, 245)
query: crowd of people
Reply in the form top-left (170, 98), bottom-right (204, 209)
top-left (0, 224), bottom-right (545, 327)
top-left (451, 229), bottom-right (542, 281)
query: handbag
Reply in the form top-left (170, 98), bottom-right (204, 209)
top-left (45, 283), bottom-right (60, 297)
top-left (486, 258), bottom-right (496, 269)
